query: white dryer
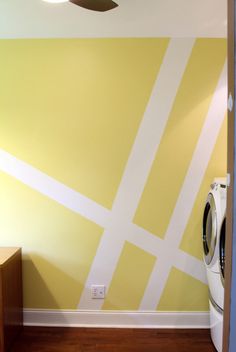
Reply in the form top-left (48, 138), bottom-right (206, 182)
top-left (202, 178), bottom-right (226, 352)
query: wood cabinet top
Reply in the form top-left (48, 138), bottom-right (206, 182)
top-left (0, 247), bottom-right (21, 266)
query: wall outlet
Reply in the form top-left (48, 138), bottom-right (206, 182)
top-left (91, 285), bottom-right (106, 299)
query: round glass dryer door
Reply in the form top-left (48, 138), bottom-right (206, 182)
top-left (219, 217), bottom-right (226, 286)
top-left (202, 193), bottom-right (217, 265)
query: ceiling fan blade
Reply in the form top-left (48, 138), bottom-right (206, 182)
top-left (69, 0), bottom-right (118, 12)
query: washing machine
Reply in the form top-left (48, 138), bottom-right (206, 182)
top-left (202, 178), bottom-right (226, 352)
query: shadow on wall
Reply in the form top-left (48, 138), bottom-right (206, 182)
top-left (22, 254), bottom-right (81, 310)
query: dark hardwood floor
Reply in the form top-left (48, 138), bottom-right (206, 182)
top-left (11, 327), bottom-right (217, 352)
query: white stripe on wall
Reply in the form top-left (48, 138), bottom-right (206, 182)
top-left (0, 150), bottom-right (207, 296)
top-left (139, 61), bottom-right (227, 310)
top-left (0, 39), bottom-right (223, 313)
top-left (0, 149), bottom-right (110, 228)
top-left (111, 38), bottom-right (196, 221)
top-left (78, 38), bottom-right (196, 310)
top-left (173, 251), bottom-right (207, 284)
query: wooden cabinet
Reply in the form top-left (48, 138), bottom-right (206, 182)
top-left (0, 248), bottom-right (23, 352)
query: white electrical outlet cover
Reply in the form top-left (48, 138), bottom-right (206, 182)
top-left (91, 285), bottom-right (105, 299)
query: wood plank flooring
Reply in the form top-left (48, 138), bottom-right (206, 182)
top-left (11, 327), bottom-right (217, 352)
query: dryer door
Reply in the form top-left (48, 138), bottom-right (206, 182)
top-left (203, 193), bottom-right (217, 265)
top-left (219, 217), bottom-right (226, 287)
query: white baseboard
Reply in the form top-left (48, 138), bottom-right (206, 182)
top-left (23, 309), bottom-right (210, 329)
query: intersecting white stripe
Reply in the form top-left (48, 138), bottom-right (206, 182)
top-left (0, 150), bottom-right (110, 228)
top-left (125, 222), bottom-right (207, 284)
top-left (78, 38), bottom-right (195, 310)
top-left (0, 147), bottom-right (206, 288)
top-left (139, 61), bottom-right (227, 310)
top-left (0, 38), bottom-right (221, 313)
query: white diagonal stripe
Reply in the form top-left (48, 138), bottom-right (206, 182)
top-left (125, 223), bottom-right (207, 285)
top-left (0, 149), bottom-right (110, 228)
top-left (0, 147), bottom-right (208, 289)
top-left (164, 63), bottom-right (227, 246)
top-left (111, 38), bottom-right (195, 220)
top-left (173, 251), bottom-right (207, 284)
top-left (139, 61), bottom-right (227, 310)
top-left (78, 38), bottom-right (195, 310)
top-left (0, 39), bottom-right (222, 313)
top-left (77, 230), bottom-right (126, 310)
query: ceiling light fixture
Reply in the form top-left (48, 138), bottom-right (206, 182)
top-left (42, 0), bottom-right (118, 12)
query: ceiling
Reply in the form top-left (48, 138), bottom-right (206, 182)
top-left (0, 0), bottom-right (226, 38)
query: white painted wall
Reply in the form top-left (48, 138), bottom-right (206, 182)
top-left (0, 0), bottom-right (226, 39)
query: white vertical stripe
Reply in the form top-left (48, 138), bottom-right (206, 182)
top-left (78, 38), bottom-right (195, 310)
top-left (140, 62), bottom-right (227, 310)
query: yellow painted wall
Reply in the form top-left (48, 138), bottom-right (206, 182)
top-left (103, 242), bottom-right (156, 310)
top-left (0, 38), bottom-right (169, 209)
top-left (134, 39), bottom-right (227, 239)
top-left (0, 38), bottom-right (227, 311)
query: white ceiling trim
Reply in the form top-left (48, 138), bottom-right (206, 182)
top-left (0, 0), bottom-right (226, 39)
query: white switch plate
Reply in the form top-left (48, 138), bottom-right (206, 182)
top-left (91, 285), bottom-right (106, 299)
